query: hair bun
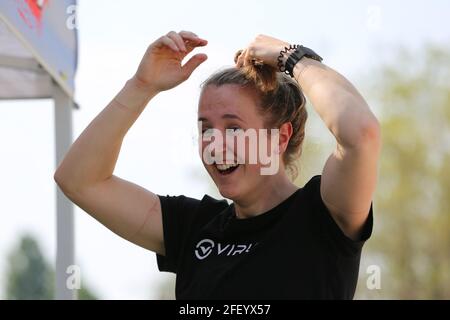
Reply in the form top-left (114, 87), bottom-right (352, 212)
top-left (233, 49), bottom-right (278, 92)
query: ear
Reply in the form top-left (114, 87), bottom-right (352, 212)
top-left (278, 122), bottom-right (293, 154)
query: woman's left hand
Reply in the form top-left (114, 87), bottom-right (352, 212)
top-left (235, 34), bottom-right (290, 69)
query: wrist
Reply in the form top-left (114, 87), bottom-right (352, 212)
top-left (127, 76), bottom-right (160, 98)
top-left (278, 44), bottom-right (323, 78)
top-left (293, 57), bottom-right (320, 83)
top-left (113, 77), bottom-right (158, 115)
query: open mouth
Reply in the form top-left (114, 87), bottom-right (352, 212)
top-left (215, 163), bottom-right (240, 176)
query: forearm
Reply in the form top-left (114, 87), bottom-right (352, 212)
top-left (54, 78), bottom-right (158, 192)
top-left (293, 58), bottom-right (379, 148)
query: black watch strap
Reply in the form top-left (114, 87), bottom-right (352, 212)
top-left (285, 45), bottom-right (323, 78)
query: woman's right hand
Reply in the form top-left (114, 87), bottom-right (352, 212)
top-left (131, 30), bottom-right (208, 94)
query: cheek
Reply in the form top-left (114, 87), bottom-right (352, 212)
top-left (243, 163), bottom-right (265, 184)
top-left (198, 138), bottom-right (209, 164)
top-left (247, 134), bottom-right (272, 164)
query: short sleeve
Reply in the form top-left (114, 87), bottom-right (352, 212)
top-left (305, 175), bottom-right (373, 256)
top-left (155, 194), bottom-right (201, 273)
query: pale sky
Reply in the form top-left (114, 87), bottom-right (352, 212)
top-left (0, 0), bottom-right (449, 299)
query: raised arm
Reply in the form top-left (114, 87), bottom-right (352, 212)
top-left (54, 31), bottom-right (208, 253)
top-left (236, 34), bottom-right (381, 240)
top-left (292, 57), bottom-right (381, 240)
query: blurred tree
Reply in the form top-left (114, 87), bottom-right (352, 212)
top-left (355, 45), bottom-right (450, 299)
top-left (5, 234), bottom-right (99, 300)
top-left (78, 284), bottom-right (98, 300)
top-left (5, 235), bottom-right (53, 299)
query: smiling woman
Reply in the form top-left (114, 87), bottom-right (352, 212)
top-left (198, 62), bottom-right (307, 180)
top-left (196, 70), bottom-right (306, 206)
top-left (54, 30), bottom-right (380, 300)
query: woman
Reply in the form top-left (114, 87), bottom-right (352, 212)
top-left (54, 30), bottom-right (381, 299)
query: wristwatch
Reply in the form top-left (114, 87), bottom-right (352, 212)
top-left (283, 45), bottom-right (323, 78)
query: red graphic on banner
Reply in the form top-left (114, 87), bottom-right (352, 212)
top-left (16, 0), bottom-right (49, 32)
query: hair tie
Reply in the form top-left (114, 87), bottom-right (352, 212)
top-left (277, 44), bottom-right (299, 77)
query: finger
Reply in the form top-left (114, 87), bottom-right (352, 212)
top-left (235, 49), bottom-right (243, 67)
top-left (178, 32), bottom-right (208, 48)
top-left (181, 53), bottom-right (208, 79)
top-left (184, 37), bottom-right (208, 48)
top-left (243, 50), bottom-right (253, 67)
top-left (167, 31), bottom-right (187, 52)
top-left (234, 50), bottom-right (243, 64)
top-left (179, 30), bottom-right (207, 43)
top-left (179, 30), bottom-right (199, 38)
top-left (236, 49), bottom-right (247, 68)
top-left (160, 36), bottom-right (180, 52)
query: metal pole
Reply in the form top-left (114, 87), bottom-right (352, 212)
top-left (53, 80), bottom-right (76, 300)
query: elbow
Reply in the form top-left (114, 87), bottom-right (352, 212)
top-left (53, 164), bottom-right (67, 186)
top-left (54, 170), bottom-right (68, 192)
top-left (356, 117), bottom-right (382, 150)
top-left (53, 168), bottom-right (63, 186)
top-left (54, 169), bottom-right (77, 195)
top-left (332, 90), bottom-right (382, 150)
top-left (363, 117), bottom-right (381, 141)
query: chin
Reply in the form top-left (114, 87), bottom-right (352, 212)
top-left (207, 165), bottom-right (248, 199)
top-left (217, 185), bottom-right (241, 200)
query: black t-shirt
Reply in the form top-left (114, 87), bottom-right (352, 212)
top-left (156, 175), bottom-right (373, 300)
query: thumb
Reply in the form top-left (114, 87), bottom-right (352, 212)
top-left (181, 53), bottom-right (208, 79)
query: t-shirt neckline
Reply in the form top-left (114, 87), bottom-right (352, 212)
top-left (226, 187), bottom-right (302, 229)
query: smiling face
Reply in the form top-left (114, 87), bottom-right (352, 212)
top-left (198, 84), bottom-right (286, 201)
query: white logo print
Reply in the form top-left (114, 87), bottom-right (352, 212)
top-left (194, 239), bottom-right (257, 260)
top-left (195, 239), bottom-right (215, 260)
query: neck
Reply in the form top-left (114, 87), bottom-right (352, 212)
top-left (233, 171), bottom-right (298, 219)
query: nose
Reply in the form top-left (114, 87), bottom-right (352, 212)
top-left (200, 129), bottom-right (236, 165)
top-left (212, 137), bottom-right (235, 164)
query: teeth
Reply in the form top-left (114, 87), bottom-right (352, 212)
top-left (216, 163), bottom-right (238, 171)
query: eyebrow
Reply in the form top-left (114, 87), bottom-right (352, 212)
top-left (198, 113), bottom-right (245, 123)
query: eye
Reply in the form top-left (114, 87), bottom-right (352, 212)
top-left (227, 127), bottom-right (243, 133)
top-left (225, 127), bottom-right (243, 137)
top-left (201, 128), bottom-right (214, 138)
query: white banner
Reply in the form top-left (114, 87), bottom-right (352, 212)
top-left (0, 0), bottom-right (78, 99)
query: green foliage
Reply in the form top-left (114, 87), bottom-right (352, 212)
top-left (78, 285), bottom-right (98, 300)
top-left (5, 234), bottom-right (99, 300)
top-left (5, 235), bottom-right (53, 300)
top-left (176, 47), bottom-right (450, 299)
top-left (356, 45), bottom-right (450, 299)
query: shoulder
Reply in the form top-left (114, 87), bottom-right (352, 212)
top-left (303, 174), bottom-right (322, 190)
top-left (299, 174), bottom-right (322, 202)
top-left (157, 193), bottom-right (229, 224)
top-left (199, 194), bottom-right (230, 212)
top-left (157, 193), bottom-right (228, 209)
top-left (299, 174), bottom-right (373, 251)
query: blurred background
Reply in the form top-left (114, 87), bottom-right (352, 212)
top-left (0, 0), bottom-right (449, 299)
